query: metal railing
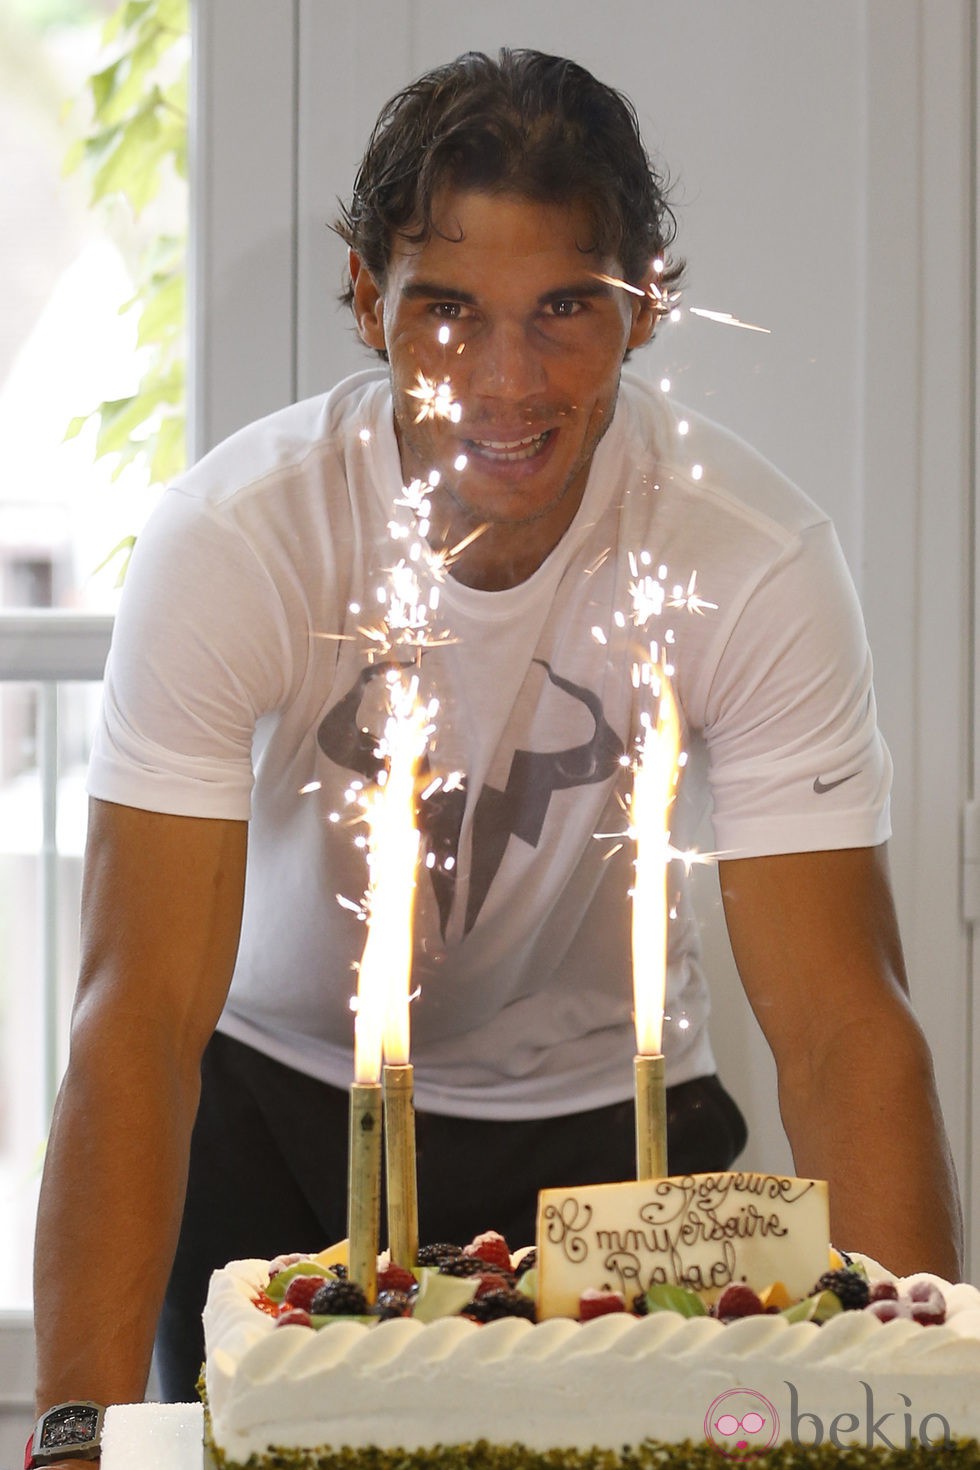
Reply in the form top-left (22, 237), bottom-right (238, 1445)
top-left (0, 610), bottom-right (112, 1112)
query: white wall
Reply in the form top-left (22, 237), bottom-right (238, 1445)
top-left (191, 0), bottom-right (977, 1266)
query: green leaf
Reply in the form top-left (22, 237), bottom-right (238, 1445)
top-left (91, 60), bottom-right (124, 118)
top-left (643, 1283), bottom-right (708, 1317)
top-left (92, 535), bottom-right (137, 587)
top-left (148, 413), bottom-right (186, 483)
top-left (157, 0), bottom-right (189, 31)
top-left (136, 271), bottom-right (184, 346)
top-left (64, 414), bottom-right (90, 442)
top-left (90, 104), bottom-right (162, 207)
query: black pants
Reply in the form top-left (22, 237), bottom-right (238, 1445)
top-left (155, 1031), bottom-right (747, 1401)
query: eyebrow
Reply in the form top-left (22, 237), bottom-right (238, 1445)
top-left (399, 279), bottom-right (618, 307)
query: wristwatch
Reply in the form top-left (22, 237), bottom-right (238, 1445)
top-left (24, 1403), bottom-right (104, 1467)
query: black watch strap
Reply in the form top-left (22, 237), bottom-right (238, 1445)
top-left (25, 1402), bottom-right (104, 1467)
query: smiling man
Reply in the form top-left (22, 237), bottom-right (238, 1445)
top-left (350, 190), bottom-right (654, 588)
top-left (32, 48), bottom-right (961, 1449)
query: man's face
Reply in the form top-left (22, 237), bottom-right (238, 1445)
top-left (350, 189), bottom-right (656, 588)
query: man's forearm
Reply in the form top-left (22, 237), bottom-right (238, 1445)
top-left (33, 1015), bottom-right (201, 1413)
top-left (777, 1017), bottom-right (963, 1280)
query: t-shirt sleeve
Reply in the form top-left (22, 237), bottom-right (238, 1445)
top-left (697, 518), bottom-right (892, 857)
top-left (87, 488), bottom-right (293, 819)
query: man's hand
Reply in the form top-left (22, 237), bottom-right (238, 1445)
top-left (33, 798), bottom-right (247, 1416)
top-left (720, 843), bottom-right (963, 1280)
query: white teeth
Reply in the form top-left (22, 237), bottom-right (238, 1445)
top-left (470, 432), bottom-right (550, 461)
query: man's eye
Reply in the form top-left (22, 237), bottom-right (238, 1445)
top-left (546, 299), bottom-right (583, 318)
top-left (432, 302), bottom-right (466, 319)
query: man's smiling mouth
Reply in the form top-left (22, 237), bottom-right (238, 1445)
top-left (466, 429), bottom-right (554, 462)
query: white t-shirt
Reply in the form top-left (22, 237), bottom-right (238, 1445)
top-left (88, 370), bottom-right (891, 1118)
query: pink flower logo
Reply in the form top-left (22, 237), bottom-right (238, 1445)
top-left (704, 1389), bottom-right (780, 1458)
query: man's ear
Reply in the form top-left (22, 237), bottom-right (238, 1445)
top-left (349, 250), bottom-right (386, 351)
top-left (626, 268), bottom-right (660, 350)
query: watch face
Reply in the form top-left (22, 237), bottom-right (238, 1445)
top-left (38, 1402), bottom-right (103, 1452)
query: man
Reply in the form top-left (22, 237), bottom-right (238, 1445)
top-left (32, 47), bottom-right (961, 1448)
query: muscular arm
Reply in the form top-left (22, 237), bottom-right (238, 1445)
top-left (719, 844), bottom-right (963, 1279)
top-left (33, 798), bottom-right (247, 1416)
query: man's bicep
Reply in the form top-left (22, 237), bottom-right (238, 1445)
top-left (718, 845), bottom-right (912, 1063)
top-left (76, 798), bottom-right (248, 1056)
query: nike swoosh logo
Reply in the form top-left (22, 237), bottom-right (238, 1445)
top-left (813, 773), bottom-right (860, 795)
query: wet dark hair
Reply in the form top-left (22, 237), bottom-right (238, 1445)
top-left (335, 48), bottom-right (683, 322)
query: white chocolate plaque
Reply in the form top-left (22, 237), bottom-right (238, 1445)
top-left (536, 1171), bottom-right (829, 1319)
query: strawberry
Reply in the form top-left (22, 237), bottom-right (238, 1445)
top-left (714, 1284), bottom-right (765, 1320)
top-left (463, 1230), bottom-right (512, 1273)
top-left (377, 1263), bottom-right (417, 1295)
top-left (283, 1274), bottom-right (329, 1312)
top-left (579, 1287), bottom-right (627, 1321)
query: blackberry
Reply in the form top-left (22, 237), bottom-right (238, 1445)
top-left (438, 1255), bottom-right (486, 1277)
top-left (374, 1289), bottom-right (413, 1321)
top-left (514, 1249), bottom-right (537, 1279)
top-left (310, 1278), bottom-right (369, 1316)
top-left (631, 1291), bottom-right (649, 1316)
top-left (813, 1269), bottom-right (870, 1311)
top-left (461, 1289), bottom-right (536, 1323)
top-left (417, 1243), bottom-right (464, 1267)
top-left (328, 1263), bottom-right (348, 1280)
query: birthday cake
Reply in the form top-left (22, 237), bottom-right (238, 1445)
top-left (201, 1173), bottom-right (980, 1468)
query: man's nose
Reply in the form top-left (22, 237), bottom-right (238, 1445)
top-left (468, 321), bottom-right (546, 401)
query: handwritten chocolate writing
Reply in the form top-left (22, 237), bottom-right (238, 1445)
top-left (542, 1198), bottom-right (592, 1263)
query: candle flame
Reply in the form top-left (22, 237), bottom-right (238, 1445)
top-left (630, 668), bottom-right (681, 1057)
top-left (353, 672), bottom-right (432, 1082)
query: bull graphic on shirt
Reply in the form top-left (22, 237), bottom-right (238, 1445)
top-left (316, 659), bottom-right (624, 937)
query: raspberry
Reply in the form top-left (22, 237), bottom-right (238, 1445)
top-left (867, 1297), bottom-right (909, 1323)
top-left (714, 1285), bottom-right (765, 1320)
top-left (417, 1243), bottom-right (464, 1267)
top-left (283, 1275), bottom-right (329, 1312)
top-left (579, 1288), bottom-right (627, 1321)
top-left (275, 1307), bottom-right (313, 1328)
top-left (310, 1278), bottom-right (369, 1315)
top-left (868, 1280), bottom-right (899, 1303)
top-left (474, 1270), bottom-right (513, 1298)
top-left (378, 1263), bottom-right (417, 1294)
top-left (813, 1269), bottom-right (870, 1311)
top-left (463, 1230), bottom-right (512, 1273)
top-left (462, 1289), bottom-right (536, 1323)
top-left (906, 1278), bottom-right (947, 1326)
top-left (374, 1289), bottom-right (413, 1320)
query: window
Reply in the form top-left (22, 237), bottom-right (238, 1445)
top-left (0, 0), bottom-right (187, 1313)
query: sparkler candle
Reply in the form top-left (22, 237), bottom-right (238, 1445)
top-left (348, 670), bottom-right (429, 1284)
top-left (630, 667), bottom-right (681, 1180)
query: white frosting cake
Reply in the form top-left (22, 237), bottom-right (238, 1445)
top-left (203, 1256), bottom-right (980, 1465)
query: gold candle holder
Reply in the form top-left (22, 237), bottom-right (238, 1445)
top-left (383, 1062), bottom-right (419, 1267)
top-left (634, 1052), bottom-right (668, 1180)
top-left (347, 1081), bottom-right (382, 1302)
